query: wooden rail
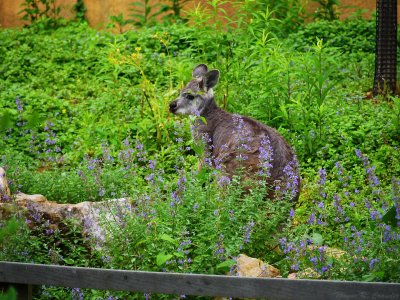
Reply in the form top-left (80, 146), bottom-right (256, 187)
top-left (0, 261), bottom-right (399, 300)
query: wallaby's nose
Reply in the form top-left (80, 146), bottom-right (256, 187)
top-left (169, 100), bottom-right (178, 113)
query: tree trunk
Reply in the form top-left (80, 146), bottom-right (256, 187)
top-left (373, 0), bottom-right (397, 96)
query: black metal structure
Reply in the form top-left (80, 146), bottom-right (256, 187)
top-left (373, 0), bottom-right (398, 95)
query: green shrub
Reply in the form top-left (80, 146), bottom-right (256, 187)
top-left (286, 19), bottom-right (376, 54)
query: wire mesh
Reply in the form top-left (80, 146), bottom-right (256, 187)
top-left (373, 0), bottom-right (397, 95)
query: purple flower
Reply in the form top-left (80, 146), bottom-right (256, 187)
top-left (369, 210), bottom-right (382, 221)
top-left (369, 258), bottom-right (379, 269)
top-left (355, 148), bottom-right (362, 159)
top-left (45, 228), bottom-right (54, 236)
top-left (214, 234), bottom-right (225, 258)
top-left (177, 176), bottom-right (187, 188)
top-left (218, 175), bottom-right (231, 187)
top-left (15, 97), bottom-right (23, 112)
top-left (321, 265), bottom-right (330, 273)
top-left (308, 213), bottom-right (315, 224)
top-left (291, 264), bottom-right (299, 271)
top-left (281, 158), bottom-right (300, 199)
top-left (71, 288), bottom-right (84, 300)
top-left (148, 160), bottom-right (156, 170)
top-left (310, 257), bottom-right (318, 265)
top-left (335, 162), bottom-right (343, 176)
top-left (242, 220), bottom-right (255, 244)
top-left (318, 168), bottom-right (327, 185)
top-left (145, 173), bottom-right (155, 183)
top-left (258, 135), bottom-right (274, 176)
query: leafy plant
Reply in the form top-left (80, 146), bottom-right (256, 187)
top-left (286, 18), bottom-right (376, 55)
top-left (129, 0), bottom-right (169, 27)
top-left (98, 129), bottom-right (294, 275)
top-left (0, 287), bottom-right (16, 300)
top-left (73, 0), bottom-right (87, 22)
top-left (108, 13), bottom-right (133, 33)
top-left (281, 152), bottom-right (400, 281)
top-left (19, 0), bottom-right (64, 28)
top-left (312, 0), bottom-right (341, 21)
top-left (164, 0), bottom-right (191, 21)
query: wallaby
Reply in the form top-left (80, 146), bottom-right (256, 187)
top-left (169, 64), bottom-right (300, 201)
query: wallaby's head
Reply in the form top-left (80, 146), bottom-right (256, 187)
top-left (169, 64), bottom-right (220, 116)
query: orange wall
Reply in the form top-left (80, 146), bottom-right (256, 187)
top-left (0, 0), bottom-right (393, 28)
top-left (0, 0), bottom-right (76, 27)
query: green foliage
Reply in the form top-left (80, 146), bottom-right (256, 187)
top-left (251, 0), bottom-right (306, 35)
top-left (73, 0), bottom-right (87, 22)
top-left (19, 0), bottom-right (66, 29)
top-left (286, 18), bottom-right (376, 54)
top-left (20, 0), bottom-right (60, 22)
top-left (0, 209), bottom-right (101, 283)
top-left (282, 155), bottom-right (400, 282)
top-left (129, 0), bottom-right (169, 27)
top-left (311, 0), bottom-right (340, 21)
top-left (0, 287), bottom-right (17, 300)
top-left (108, 0), bottom-right (189, 31)
top-left (0, 218), bottom-right (20, 245)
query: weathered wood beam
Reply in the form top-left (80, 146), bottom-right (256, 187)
top-left (1, 261), bottom-right (400, 299)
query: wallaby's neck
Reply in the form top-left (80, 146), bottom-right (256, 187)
top-left (198, 97), bottom-right (230, 133)
top-left (201, 98), bottom-right (222, 119)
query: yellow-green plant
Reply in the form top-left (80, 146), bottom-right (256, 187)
top-left (107, 34), bottom-right (177, 146)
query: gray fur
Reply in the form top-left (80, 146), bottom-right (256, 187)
top-left (169, 64), bottom-right (300, 201)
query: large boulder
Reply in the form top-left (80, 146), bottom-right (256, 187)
top-left (0, 167), bottom-right (11, 202)
top-left (0, 168), bottom-right (133, 250)
top-left (236, 254), bottom-right (280, 278)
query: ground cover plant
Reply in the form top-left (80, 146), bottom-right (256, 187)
top-left (0, 0), bottom-right (399, 298)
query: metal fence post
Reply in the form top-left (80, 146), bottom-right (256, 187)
top-left (373, 0), bottom-right (398, 96)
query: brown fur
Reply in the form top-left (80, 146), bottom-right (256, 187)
top-left (170, 64), bottom-right (300, 201)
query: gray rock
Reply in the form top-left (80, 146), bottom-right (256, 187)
top-left (0, 167), bottom-right (133, 251)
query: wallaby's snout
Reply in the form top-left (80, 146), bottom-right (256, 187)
top-left (169, 100), bottom-right (178, 114)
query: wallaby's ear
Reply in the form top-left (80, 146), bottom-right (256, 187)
top-left (204, 70), bottom-right (220, 89)
top-left (192, 64), bottom-right (208, 78)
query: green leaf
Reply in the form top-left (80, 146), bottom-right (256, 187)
top-left (0, 110), bottom-right (13, 133)
top-left (63, 258), bottom-right (75, 265)
top-left (311, 232), bottom-right (323, 245)
top-left (159, 234), bottom-right (176, 245)
top-left (156, 253), bottom-right (173, 266)
top-left (0, 286), bottom-right (16, 300)
top-left (196, 167), bottom-right (209, 183)
top-left (0, 217), bottom-right (19, 242)
top-left (216, 259), bottom-right (236, 272)
top-left (382, 205), bottom-right (397, 227)
top-left (25, 111), bottom-right (45, 130)
top-left (279, 103), bottom-right (289, 121)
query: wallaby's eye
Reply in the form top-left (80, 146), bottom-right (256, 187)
top-left (185, 94), bottom-right (195, 100)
